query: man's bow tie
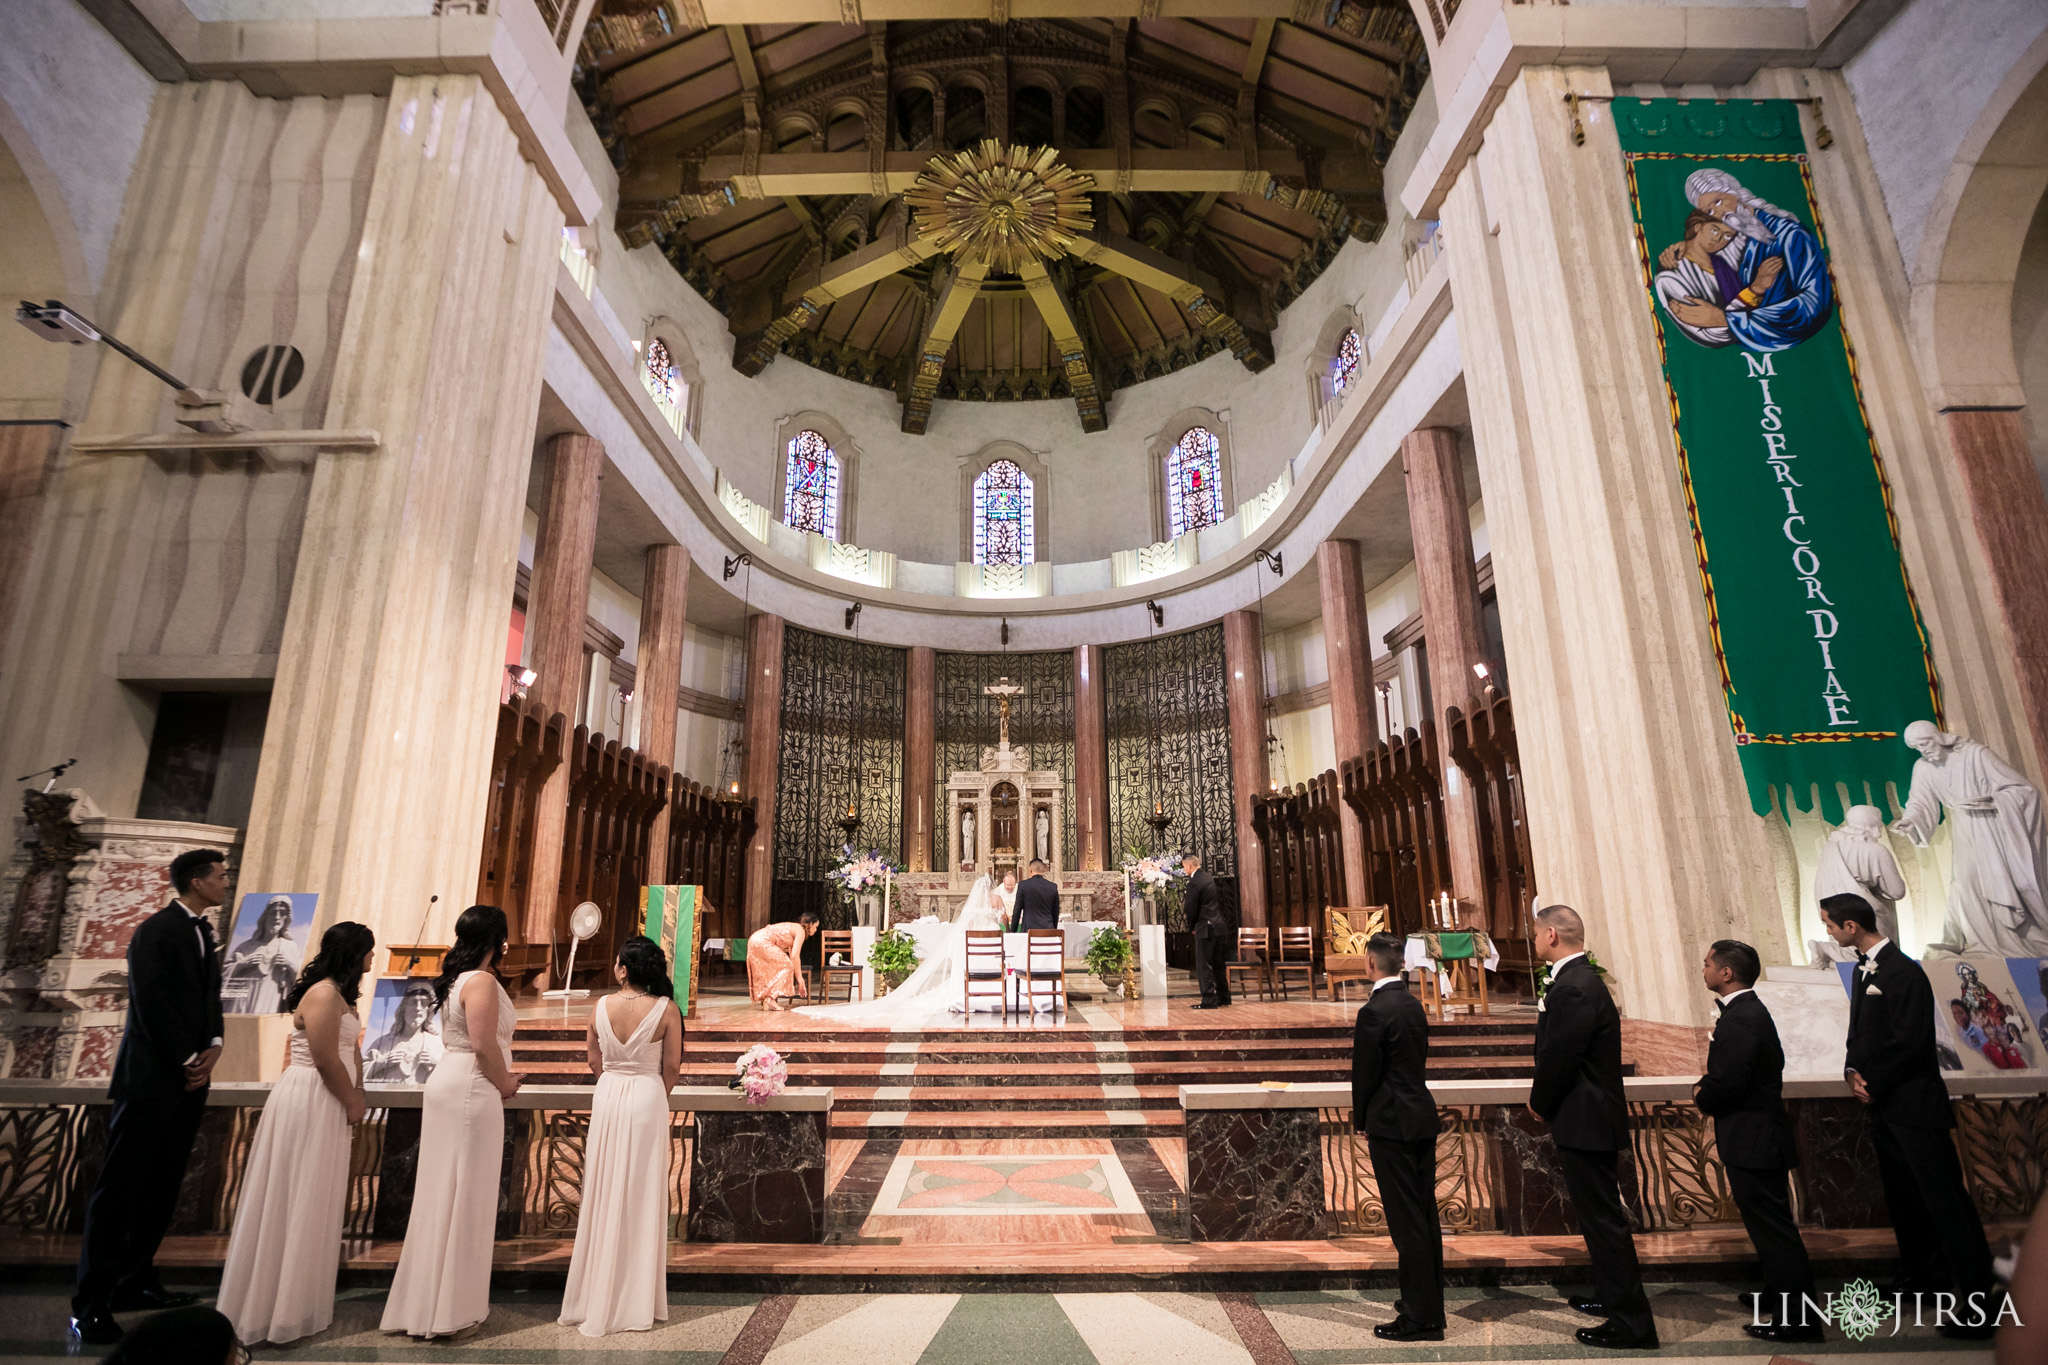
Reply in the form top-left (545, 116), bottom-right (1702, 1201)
top-left (1855, 950), bottom-right (1869, 965)
top-left (1715, 997), bottom-right (1727, 1012)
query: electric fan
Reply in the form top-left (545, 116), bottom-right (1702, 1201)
top-left (543, 901), bottom-right (603, 999)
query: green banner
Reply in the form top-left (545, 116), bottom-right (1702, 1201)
top-left (641, 884), bottom-right (699, 1016)
top-left (1613, 98), bottom-right (1942, 822)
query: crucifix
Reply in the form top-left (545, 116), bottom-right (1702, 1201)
top-left (984, 676), bottom-right (1023, 753)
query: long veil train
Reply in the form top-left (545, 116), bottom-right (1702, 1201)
top-left (795, 875), bottom-right (1008, 1022)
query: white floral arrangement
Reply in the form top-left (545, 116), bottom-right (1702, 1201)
top-left (826, 845), bottom-right (901, 897)
top-left (733, 1044), bottom-right (788, 1105)
top-left (1122, 851), bottom-right (1186, 897)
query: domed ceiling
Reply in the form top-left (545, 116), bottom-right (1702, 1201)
top-left (578, 3), bottom-right (1425, 433)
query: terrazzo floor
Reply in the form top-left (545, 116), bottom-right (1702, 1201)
top-left (0, 1282), bottom-right (1998, 1362)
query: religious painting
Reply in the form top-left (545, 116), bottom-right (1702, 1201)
top-left (1832, 955), bottom-right (2038, 1074)
top-left (1616, 99), bottom-right (1941, 823)
top-left (362, 976), bottom-right (444, 1084)
top-left (221, 891), bottom-right (316, 1014)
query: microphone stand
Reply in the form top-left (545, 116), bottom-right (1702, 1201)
top-left (399, 894), bottom-right (439, 977)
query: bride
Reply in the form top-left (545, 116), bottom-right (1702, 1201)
top-left (796, 875), bottom-right (1009, 1023)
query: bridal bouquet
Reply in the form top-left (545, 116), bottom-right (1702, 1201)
top-left (827, 846), bottom-right (901, 896)
top-left (732, 1044), bottom-right (788, 1105)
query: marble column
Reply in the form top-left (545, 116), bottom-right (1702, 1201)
top-left (742, 612), bottom-right (785, 933)
top-left (1222, 610), bottom-right (1270, 927)
top-left (1315, 540), bottom-right (1375, 905)
top-left (1943, 409), bottom-right (2048, 782)
top-left (1403, 426), bottom-right (1488, 910)
top-left (520, 432), bottom-right (604, 945)
top-left (904, 645), bottom-right (935, 871)
top-left (1074, 643), bottom-right (1110, 871)
top-left (635, 543), bottom-right (689, 886)
top-left (235, 75), bottom-right (565, 948)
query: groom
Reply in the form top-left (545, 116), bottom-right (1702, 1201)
top-left (1010, 860), bottom-right (1060, 931)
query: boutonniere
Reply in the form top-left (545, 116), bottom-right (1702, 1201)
top-left (1857, 959), bottom-right (1878, 978)
top-left (1536, 997), bottom-right (1546, 1013)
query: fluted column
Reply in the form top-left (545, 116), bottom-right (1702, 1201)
top-left (741, 612), bottom-right (785, 932)
top-left (904, 645), bottom-right (935, 871)
top-left (518, 433), bottom-right (604, 945)
top-left (1403, 426), bottom-right (1488, 910)
top-left (635, 543), bottom-right (689, 886)
top-left (1223, 610), bottom-right (1270, 927)
top-left (1316, 539), bottom-right (1375, 904)
top-left (1074, 643), bottom-right (1110, 870)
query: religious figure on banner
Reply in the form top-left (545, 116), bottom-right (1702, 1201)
top-left (1891, 721), bottom-right (2048, 957)
top-left (1810, 805), bottom-right (1908, 965)
top-left (1652, 168), bottom-right (1833, 353)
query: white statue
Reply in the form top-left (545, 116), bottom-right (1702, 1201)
top-left (1811, 805), bottom-right (1907, 965)
top-left (1891, 721), bottom-right (2048, 957)
top-left (1035, 807), bottom-right (1051, 864)
top-left (961, 807), bottom-right (975, 867)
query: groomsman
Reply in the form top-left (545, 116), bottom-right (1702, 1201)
top-left (1352, 932), bottom-right (1445, 1341)
top-left (1823, 893), bottom-right (1998, 1341)
top-left (1528, 904), bottom-right (1658, 1350)
top-left (1184, 854), bottom-right (1231, 1009)
top-left (1692, 939), bottom-right (1821, 1343)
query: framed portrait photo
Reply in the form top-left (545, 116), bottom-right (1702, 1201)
top-left (221, 892), bottom-right (317, 1014)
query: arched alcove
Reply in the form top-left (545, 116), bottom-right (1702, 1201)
top-left (957, 441), bottom-right (1052, 564)
top-left (1305, 305), bottom-right (1366, 427)
top-left (1145, 409), bottom-right (1237, 544)
top-left (774, 410), bottom-right (863, 544)
top-left (944, 85), bottom-right (987, 150)
top-left (641, 316), bottom-right (703, 440)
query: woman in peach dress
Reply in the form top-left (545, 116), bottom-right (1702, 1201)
top-left (745, 911), bottom-right (817, 1011)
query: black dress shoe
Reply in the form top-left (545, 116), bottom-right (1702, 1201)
top-left (1744, 1321), bottom-right (1824, 1344)
top-left (110, 1284), bottom-right (200, 1312)
top-left (1567, 1294), bottom-right (1610, 1318)
top-left (1576, 1320), bottom-right (1659, 1350)
top-left (1374, 1315), bottom-right (1445, 1342)
top-left (1192, 1002), bottom-right (1221, 1009)
top-left (69, 1311), bottom-right (124, 1346)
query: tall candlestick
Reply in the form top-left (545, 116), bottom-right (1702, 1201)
top-left (1124, 869), bottom-right (1133, 932)
top-left (884, 867), bottom-right (892, 923)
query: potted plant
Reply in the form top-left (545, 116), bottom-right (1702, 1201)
top-left (867, 929), bottom-right (920, 995)
top-left (1083, 924), bottom-right (1134, 997)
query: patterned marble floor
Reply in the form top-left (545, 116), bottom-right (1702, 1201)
top-left (0, 1281), bottom-right (1998, 1362)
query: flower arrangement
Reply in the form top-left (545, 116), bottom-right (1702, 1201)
top-left (1122, 846), bottom-right (1189, 928)
top-left (1083, 924), bottom-right (1134, 979)
top-left (732, 1044), bottom-right (788, 1105)
top-left (826, 846), bottom-right (901, 898)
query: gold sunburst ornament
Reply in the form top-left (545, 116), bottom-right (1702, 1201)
top-left (906, 140), bottom-right (1095, 275)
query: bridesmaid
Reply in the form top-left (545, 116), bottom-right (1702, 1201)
top-left (558, 936), bottom-right (683, 1336)
top-left (745, 911), bottom-right (818, 1011)
top-left (216, 922), bottom-right (374, 1346)
top-left (380, 906), bottom-right (521, 1342)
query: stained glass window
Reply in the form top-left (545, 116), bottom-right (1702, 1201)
top-left (1333, 328), bottom-right (1362, 396)
top-left (1166, 426), bottom-right (1225, 539)
top-left (645, 338), bottom-right (679, 408)
top-left (973, 459), bottom-right (1034, 566)
top-left (784, 430), bottom-right (841, 540)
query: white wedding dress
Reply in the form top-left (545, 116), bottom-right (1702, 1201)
top-left (796, 876), bottom-right (1010, 1023)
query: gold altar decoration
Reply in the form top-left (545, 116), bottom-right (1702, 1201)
top-left (906, 141), bottom-right (1095, 275)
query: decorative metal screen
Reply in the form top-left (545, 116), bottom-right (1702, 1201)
top-left (771, 625), bottom-right (905, 924)
top-left (783, 430), bottom-right (841, 540)
top-left (1166, 427), bottom-right (1225, 538)
top-left (1333, 328), bottom-right (1362, 395)
top-left (934, 651), bottom-right (1075, 870)
top-left (972, 459), bottom-right (1034, 566)
top-left (1105, 624), bottom-right (1236, 918)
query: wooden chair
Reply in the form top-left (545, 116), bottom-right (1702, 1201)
top-left (816, 929), bottom-right (862, 1003)
top-left (1323, 907), bottom-right (1389, 1001)
top-left (1225, 926), bottom-right (1273, 1001)
top-left (1022, 930), bottom-right (1066, 1014)
top-left (1272, 925), bottom-right (1318, 1001)
top-left (963, 929), bottom-right (1008, 1015)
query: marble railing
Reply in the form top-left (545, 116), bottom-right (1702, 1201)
top-left (1179, 1074), bottom-right (2048, 1242)
top-left (0, 1080), bottom-right (833, 1247)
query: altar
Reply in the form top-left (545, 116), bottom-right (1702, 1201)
top-left (945, 677), bottom-right (1062, 881)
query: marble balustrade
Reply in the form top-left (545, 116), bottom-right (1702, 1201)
top-left (0, 1081), bottom-right (833, 1247)
top-left (1180, 1075), bottom-right (2048, 1242)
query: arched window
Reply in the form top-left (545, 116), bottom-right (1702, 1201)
top-left (1332, 327), bottom-right (1362, 396)
top-left (645, 337), bottom-right (680, 408)
top-left (973, 459), bottom-right (1035, 566)
top-left (1166, 427), bottom-right (1225, 538)
top-left (783, 429), bottom-right (842, 540)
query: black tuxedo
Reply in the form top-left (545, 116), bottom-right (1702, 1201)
top-left (1531, 955), bottom-right (1653, 1340)
top-left (1845, 941), bottom-right (1994, 1295)
top-left (1184, 869), bottom-right (1230, 1006)
top-left (1353, 980), bottom-right (1443, 1326)
top-left (1695, 990), bottom-right (1813, 1310)
top-left (76, 901), bottom-right (224, 1314)
top-left (1009, 875), bottom-right (1060, 932)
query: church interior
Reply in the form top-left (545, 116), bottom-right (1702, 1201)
top-left (4, 0), bottom-right (2048, 1359)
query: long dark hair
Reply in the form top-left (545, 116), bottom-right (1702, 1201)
top-left (284, 921), bottom-right (377, 1011)
top-left (434, 904), bottom-right (509, 1007)
top-left (616, 935), bottom-right (674, 1000)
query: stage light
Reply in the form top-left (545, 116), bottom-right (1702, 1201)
top-left (506, 664), bottom-right (537, 689)
top-left (1472, 662), bottom-right (1490, 680)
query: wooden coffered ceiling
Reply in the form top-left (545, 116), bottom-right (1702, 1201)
top-left (576, 3), bottom-right (1425, 432)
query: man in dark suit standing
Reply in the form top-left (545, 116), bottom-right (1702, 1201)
top-left (71, 847), bottom-right (231, 1345)
top-left (1353, 931), bottom-right (1444, 1340)
top-left (1528, 904), bottom-right (1657, 1350)
top-left (1009, 860), bottom-right (1060, 932)
top-left (1693, 939), bottom-right (1820, 1344)
top-left (1183, 853), bottom-right (1230, 1009)
top-left (1823, 892), bottom-right (1997, 1341)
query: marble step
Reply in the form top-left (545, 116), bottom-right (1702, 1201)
top-left (833, 1108), bottom-right (1185, 1137)
top-left (831, 1084), bottom-right (1168, 1111)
